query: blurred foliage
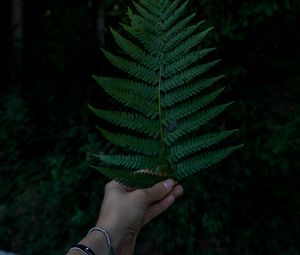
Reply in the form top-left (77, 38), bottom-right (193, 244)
top-left (1, 0), bottom-right (300, 254)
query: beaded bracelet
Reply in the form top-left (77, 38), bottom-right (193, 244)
top-left (88, 227), bottom-right (115, 255)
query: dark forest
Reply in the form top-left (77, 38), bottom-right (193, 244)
top-left (1, 0), bottom-right (300, 254)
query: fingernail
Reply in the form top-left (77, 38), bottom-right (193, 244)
top-left (163, 179), bottom-right (174, 189)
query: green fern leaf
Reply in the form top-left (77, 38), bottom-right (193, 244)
top-left (110, 28), bottom-right (158, 69)
top-left (174, 145), bottom-right (244, 179)
top-left (165, 13), bottom-right (198, 41)
top-left (93, 76), bottom-right (156, 101)
top-left (96, 126), bottom-right (161, 155)
top-left (162, 75), bottom-right (225, 107)
top-left (139, 0), bottom-right (160, 16)
top-left (88, 105), bottom-right (160, 138)
top-left (165, 87), bottom-right (225, 121)
top-left (170, 130), bottom-right (239, 161)
top-left (101, 49), bottom-right (157, 84)
top-left (122, 24), bottom-right (161, 54)
top-left (164, 48), bottom-right (216, 77)
top-left (91, 166), bottom-right (167, 188)
top-left (163, 0), bottom-right (189, 29)
top-left (165, 27), bottom-right (214, 62)
top-left (93, 78), bottom-right (157, 118)
top-left (129, 12), bottom-right (158, 34)
top-left (165, 102), bottom-right (233, 144)
top-left (132, 2), bottom-right (158, 25)
top-left (162, 60), bottom-right (221, 91)
top-left (99, 154), bottom-right (163, 170)
top-left (89, 0), bottom-right (242, 187)
top-left (161, 0), bottom-right (181, 21)
top-left (165, 21), bottom-right (207, 53)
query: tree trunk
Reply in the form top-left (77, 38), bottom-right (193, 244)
top-left (10, 0), bottom-right (23, 93)
top-left (94, 0), bottom-right (105, 47)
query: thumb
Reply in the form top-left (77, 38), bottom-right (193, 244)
top-left (143, 179), bottom-right (176, 205)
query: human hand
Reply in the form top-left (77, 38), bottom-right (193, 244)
top-left (96, 179), bottom-right (183, 255)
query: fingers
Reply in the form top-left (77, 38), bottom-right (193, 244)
top-left (143, 194), bottom-right (174, 226)
top-left (170, 184), bottom-right (184, 199)
top-left (143, 179), bottom-right (176, 205)
top-left (143, 184), bottom-right (183, 225)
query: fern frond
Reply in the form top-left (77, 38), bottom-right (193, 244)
top-left (166, 27), bottom-right (214, 62)
top-left (165, 14), bottom-right (197, 41)
top-left (170, 129), bottom-right (239, 161)
top-left (165, 21), bottom-right (206, 53)
top-left (165, 102), bottom-right (233, 144)
top-left (161, 0), bottom-right (171, 10)
top-left (89, 105), bottom-right (160, 138)
top-left (161, 0), bottom-right (181, 21)
top-left (99, 154), bottom-right (164, 170)
top-left (174, 145), bottom-right (244, 179)
top-left (92, 77), bottom-right (158, 118)
top-left (162, 60), bottom-right (221, 91)
top-left (132, 2), bottom-right (158, 25)
top-left (90, 0), bottom-right (242, 187)
top-left (96, 126), bottom-right (161, 155)
top-left (163, 0), bottom-right (189, 30)
top-left (162, 75), bottom-right (225, 107)
top-left (93, 76), bottom-right (156, 101)
top-left (92, 166), bottom-right (167, 188)
top-left (102, 49), bottom-right (157, 84)
top-left (129, 12), bottom-right (159, 34)
top-left (110, 28), bottom-right (158, 69)
top-left (164, 48), bottom-right (216, 77)
top-left (122, 24), bottom-right (161, 54)
top-left (165, 87), bottom-right (225, 121)
top-left (139, 0), bottom-right (160, 17)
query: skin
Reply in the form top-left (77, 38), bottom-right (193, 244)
top-left (67, 179), bottom-right (183, 255)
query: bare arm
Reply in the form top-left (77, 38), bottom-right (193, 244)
top-left (67, 179), bottom-right (183, 255)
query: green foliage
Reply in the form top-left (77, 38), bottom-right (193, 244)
top-left (0, 95), bottom-right (105, 255)
top-left (90, 0), bottom-right (241, 187)
top-left (1, 0), bottom-right (300, 254)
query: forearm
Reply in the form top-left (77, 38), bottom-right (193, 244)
top-left (66, 179), bottom-right (182, 255)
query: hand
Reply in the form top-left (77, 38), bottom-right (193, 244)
top-left (96, 179), bottom-right (183, 255)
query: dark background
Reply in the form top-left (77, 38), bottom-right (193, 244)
top-left (1, 0), bottom-right (300, 254)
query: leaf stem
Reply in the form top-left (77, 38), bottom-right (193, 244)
top-left (158, 14), bottom-right (170, 176)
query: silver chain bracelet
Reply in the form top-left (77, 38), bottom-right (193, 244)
top-left (88, 227), bottom-right (115, 255)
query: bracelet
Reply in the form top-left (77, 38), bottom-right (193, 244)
top-left (88, 227), bottom-right (115, 255)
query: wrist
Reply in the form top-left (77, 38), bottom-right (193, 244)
top-left (95, 220), bottom-right (123, 249)
top-left (114, 232), bottom-right (137, 255)
top-left (95, 221), bottom-right (138, 255)
top-left (79, 231), bottom-right (108, 255)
